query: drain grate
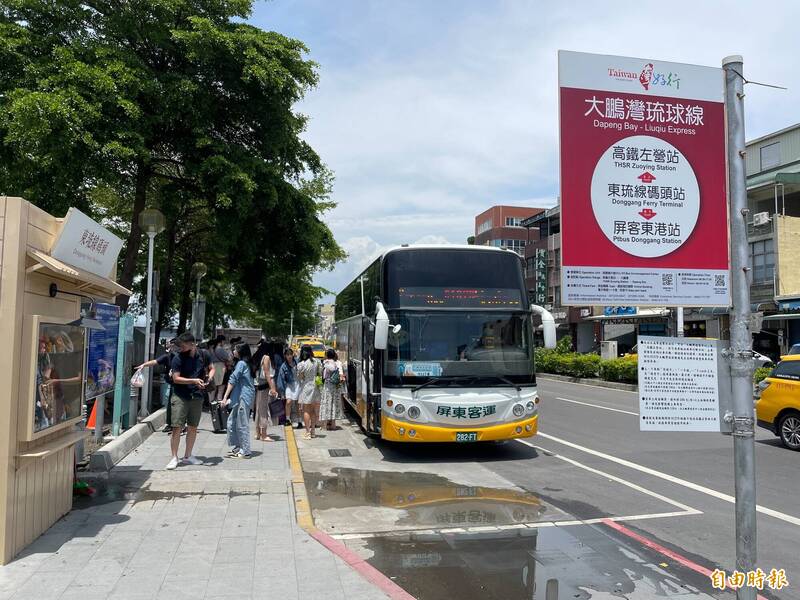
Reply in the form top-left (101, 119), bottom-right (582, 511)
top-left (328, 449), bottom-right (352, 457)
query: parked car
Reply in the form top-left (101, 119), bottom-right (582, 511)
top-left (755, 356), bottom-right (800, 450)
top-left (752, 350), bottom-right (774, 368)
top-left (786, 343), bottom-right (800, 356)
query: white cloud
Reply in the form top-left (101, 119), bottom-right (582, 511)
top-left (261, 1), bottom-right (800, 294)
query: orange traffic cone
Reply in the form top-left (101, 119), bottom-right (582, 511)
top-left (86, 400), bottom-right (97, 430)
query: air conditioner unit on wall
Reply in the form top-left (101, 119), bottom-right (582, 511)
top-left (752, 212), bottom-right (771, 227)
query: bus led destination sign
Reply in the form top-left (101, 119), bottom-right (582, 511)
top-left (558, 51), bottom-right (730, 307)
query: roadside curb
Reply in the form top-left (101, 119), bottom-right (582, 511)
top-left (285, 425), bottom-right (416, 600)
top-left (88, 408), bottom-right (167, 471)
top-left (538, 373), bottom-right (638, 392)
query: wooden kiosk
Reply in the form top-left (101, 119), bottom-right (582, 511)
top-left (0, 197), bottom-right (129, 563)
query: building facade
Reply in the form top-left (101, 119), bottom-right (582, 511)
top-left (744, 123), bottom-right (800, 359)
top-left (315, 303), bottom-right (335, 341)
top-left (522, 207), bottom-right (598, 352)
top-left (473, 205), bottom-right (544, 255)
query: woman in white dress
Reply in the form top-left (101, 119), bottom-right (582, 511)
top-left (320, 349), bottom-right (345, 430)
top-left (296, 345), bottom-right (321, 439)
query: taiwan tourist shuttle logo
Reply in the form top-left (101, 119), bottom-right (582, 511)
top-left (639, 63), bottom-right (654, 89)
top-left (607, 61), bottom-right (680, 92)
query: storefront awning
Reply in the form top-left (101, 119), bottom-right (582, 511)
top-left (747, 163), bottom-right (800, 190)
top-left (583, 308), bottom-right (670, 322)
top-left (26, 249), bottom-right (131, 298)
top-left (763, 313), bottom-right (800, 321)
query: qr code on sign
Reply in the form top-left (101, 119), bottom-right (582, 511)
top-left (714, 274), bottom-right (725, 287)
top-left (662, 273), bottom-right (674, 287)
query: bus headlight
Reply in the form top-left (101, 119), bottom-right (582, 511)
top-left (526, 401), bottom-right (536, 413)
top-left (394, 404), bottom-right (405, 415)
top-left (512, 404), bottom-right (525, 417)
top-left (407, 406), bottom-right (421, 419)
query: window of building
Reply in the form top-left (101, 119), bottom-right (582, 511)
top-left (750, 239), bottom-right (775, 284)
top-left (524, 257), bottom-right (534, 279)
top-left (505, 216), bottom-right (522, 227)
top-left (500, 239), bottom-right (525, 255)
top-left (477, 220), bottom-right (492, 234)
top-left (491, 239), bottom-right (502, 247)
top-left (760, 142), bottom-right (781, 171)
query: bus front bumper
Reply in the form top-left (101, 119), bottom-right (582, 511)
top-left (381, 414), bottom-right (538, 442)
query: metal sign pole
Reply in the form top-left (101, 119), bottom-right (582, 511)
top-left (723, 54), bottom-right (757, 600)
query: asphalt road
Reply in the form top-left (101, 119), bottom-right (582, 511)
top-left (296, 379), bottom-right (798, 599)
top-left (528, 377), bottom-right (798, 597)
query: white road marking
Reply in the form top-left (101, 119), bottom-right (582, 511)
top-left (554, 396), bottom-right (639, 416)
top-left (517, 439), bottom-right (699, 513)
top-left (539, 377), bottom-right (638, 394)
top-left (328, 439), bottom-right (704, 542)
top-left (330, 510), bottom-right (702, 540)
top-left (536, 431), bottom-right (800, 527)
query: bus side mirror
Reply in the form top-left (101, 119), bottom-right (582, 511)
top-left (375, 302), bottom-right (390, 350)
top-left (531, 305), bottom-right (557, 349)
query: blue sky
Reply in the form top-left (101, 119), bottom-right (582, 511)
top-left (249, 1), bottom-right (800, 298)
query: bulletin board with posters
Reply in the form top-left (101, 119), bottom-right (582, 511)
top-left (558, 51), bottom-right (730, 307)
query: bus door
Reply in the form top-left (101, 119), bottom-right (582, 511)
top-left (364, 319), bottom-right (381, 434)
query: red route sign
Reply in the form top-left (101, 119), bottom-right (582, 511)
top-left (559, 51), bottom-right (730, 307)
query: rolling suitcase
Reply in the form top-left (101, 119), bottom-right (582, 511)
top-left (210, 401), bottom-right (227, 433)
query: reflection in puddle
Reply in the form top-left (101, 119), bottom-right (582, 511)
top-left (363, 525), bottom-right (711, 600)
top-left (305, 468), bottom-right (548, 530)
top-left (305, 469), bottom-right (715, 598)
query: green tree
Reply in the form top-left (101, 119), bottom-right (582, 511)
top-left (0, 0), bottom-right (343, 326)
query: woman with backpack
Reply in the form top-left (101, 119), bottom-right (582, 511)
top-left (296, 345), bottom-right (321, 440)
top-left (320, 349), bottom-right (345, 431)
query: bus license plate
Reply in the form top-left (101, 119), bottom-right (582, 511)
top-left (456, 432), bottom-right (478, 442)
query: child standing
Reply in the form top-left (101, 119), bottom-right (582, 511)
top-left (222, 343), bottom-right (256, 459)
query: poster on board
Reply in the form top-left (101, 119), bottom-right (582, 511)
top-left (559, 51), bottom-right (729, 307)
top-left (85, 302), bottom-right (120, 401)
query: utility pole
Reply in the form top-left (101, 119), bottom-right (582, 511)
top-left (676, 307), bottom-right (684, 337)
top-left (723, 54), bottom-right (757, 600)
top-left (289, 310), bottom-right (294, 343)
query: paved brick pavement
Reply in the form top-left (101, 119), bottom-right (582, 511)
top-left (0, 414), bottom-right (391, 600)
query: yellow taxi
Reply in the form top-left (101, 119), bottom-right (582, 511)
top-left (308, 340), bottom-right (327, 359)
top-left (291, 337), bottom-right (326, 358)
top-left (755, 355), bottom-right (800, 450)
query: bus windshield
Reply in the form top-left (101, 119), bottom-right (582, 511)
top-left (384, 311), bottom-right (534, 386)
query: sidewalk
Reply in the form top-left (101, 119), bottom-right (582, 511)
top-left (0, 414), bottom-right (393, 600)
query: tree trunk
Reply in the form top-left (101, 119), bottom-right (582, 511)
top-left (176, 256), bottom-right (194, 334)
top-left (154, 220), bottom-right (178, 342)
top-left (116, 159), bottom-right (150, 310)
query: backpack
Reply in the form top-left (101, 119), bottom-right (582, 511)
top-left (329, 369), bottom-right (341, 385)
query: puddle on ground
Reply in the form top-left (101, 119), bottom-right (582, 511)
top-left (360, 524), bottom-right (716, 600)
top-left (73, 477), bottom-right (259, 510)
top-left (305, 468), bottom-right (553, 533)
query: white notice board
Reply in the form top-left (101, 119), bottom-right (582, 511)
top-left (638, 336), bottom-right (720, 431)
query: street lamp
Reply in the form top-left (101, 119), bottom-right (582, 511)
top-left (191, 262), bottom-right (208, 340)
top-left (138, 208), bottom-right (165, 418)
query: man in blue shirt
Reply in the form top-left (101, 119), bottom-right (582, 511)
top-left (166, 332), bottom-right (215, 470)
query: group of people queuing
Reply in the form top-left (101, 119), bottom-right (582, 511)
top-left (137, 333), bottom-right (346, 470)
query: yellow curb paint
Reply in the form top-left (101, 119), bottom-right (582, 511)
top-left (285, 425), bottom-right (315, 531)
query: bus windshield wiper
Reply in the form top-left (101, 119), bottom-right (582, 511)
top-left (411, 376), bottom-right (471, 393)
top-left (411, 375), bottom-right (521, 393)
top-left (483, 375), bottom-right (522, 392)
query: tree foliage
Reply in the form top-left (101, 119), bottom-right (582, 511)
top-left (0, 0), bottom-right (343, 336)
